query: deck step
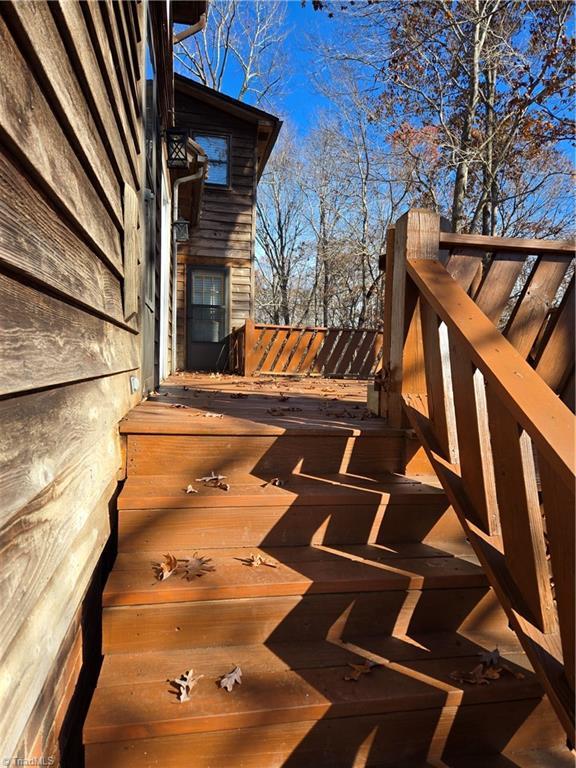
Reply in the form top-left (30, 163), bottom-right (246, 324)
top-left (103, 545), bottom-right (484, 607)
top-left (125, 432), bottom-right (407, 475)
top-left (102, 586), bottom-right (508, 654)
top-left (85, 638), bottom-right (541, 744)
top-left (118, 472), bottom-right (445, 510)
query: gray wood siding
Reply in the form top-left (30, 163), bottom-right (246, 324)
top-left (0, 1), bottom-right (146, 757)
top-left (175, 92), bottom-right (257, 367)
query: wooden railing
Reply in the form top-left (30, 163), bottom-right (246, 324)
top-left (231, 320), bottom-right (383, 378)
top-left (379, 209), bottom-right (575, 741)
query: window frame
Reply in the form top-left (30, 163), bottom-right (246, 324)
top-left (187, 266), bottom-right (229, 344)
top-left (193, 132), bottom-right (231, 189)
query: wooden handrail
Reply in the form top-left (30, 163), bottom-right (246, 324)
top-left (439, 231), bottom-right (576, 255)
top-left (408, 259), bottom-right (575, 490)
top-left (379, 208), bottom-right (575, 742)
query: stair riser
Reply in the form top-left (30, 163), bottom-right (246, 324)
top-left (85, 697), bottom-right (563, 768)
top-left (117, 502), bottom-right (463, 551)
top-left (126, 434), bottom-right (406, 476)
top-left (103, 587), bottom-right (506, 654)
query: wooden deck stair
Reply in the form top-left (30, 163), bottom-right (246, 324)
top-left (83, 376), bottom-right (572, 767)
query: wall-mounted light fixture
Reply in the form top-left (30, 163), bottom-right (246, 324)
top-left (174, 218), bottom-right (190, 241)
top-left (167, 128), bottom-right (189, 168)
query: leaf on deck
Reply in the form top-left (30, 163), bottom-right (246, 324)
top-left (185, 484), bottom-right (199, 494)
top-left (450, 654), bottom-right (525, 685)
top-left (196, 471), bottom-right (227, 487)
top-left (181, 552), bottom-right (216, 580)
top-left (344, 660), bottom-right (380, 682)
top-left (153, 553), bottom-right (179, 581)
top-left (262, 477), bottom-right (285, 488)
top-left (230, 392), bottom-right (248, 399)
top-left (171, 669), bottom-right (204, 702)
top-left (203, 412), bottom-right (224, 418)
top-left (240, 553), bottom-right (278, 568)
top-left (171, 403), bottom-right (190, 409)
top-left (219, 666), bottom-right (242, 692)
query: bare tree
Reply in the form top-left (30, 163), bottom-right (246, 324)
top-left (256, 132), bottom-right (309, 324)
top-left (174, 0), bottom-right (289, 106)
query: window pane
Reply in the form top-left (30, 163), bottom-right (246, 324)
top-left (190, 306), bottom-right (226, 342)
top-left (196, 134), bottom-right (229, 186)
top-left (192, 273), bottom-right (224, 306)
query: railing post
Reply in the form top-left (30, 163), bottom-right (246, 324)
top-left (243, 318), bottom-right (258, 376)
top-left (379, 209), bottom-right (441, 426)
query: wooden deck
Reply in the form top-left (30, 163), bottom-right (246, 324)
top-left (84, 373), bottom-right (572, 767)
top-left (121, 372), bottom-right (390, 435)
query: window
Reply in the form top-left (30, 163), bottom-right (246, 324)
top-left (195, 134), bottom-right (230, 186)
top-left (189, 270), bottom-right (227, 343)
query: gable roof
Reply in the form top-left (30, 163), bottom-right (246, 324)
top-left (175, 74), bottom-right (282, 179)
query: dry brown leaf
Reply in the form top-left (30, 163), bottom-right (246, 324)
top-left (181, 552), bottom-right (215, 580)
top-left (240, 553), bottom-right (277, 568)
top-left (154, 553), bottom-right (179, 581)
top-left (219, 666), bottom-right (242, 692)
top-left (344, 660), bottom-right (379, 682)
top-left (171, 403), bottom-right (190, 409)
top-left (196, 471), bottom-right (227, 487)
top-left (230, 392), bottom-right (248, 399)
top-left (203, 412), bottom-right (224, 418)
top-left (218, 482), bottom-right (230, 492)
top-left (185, 484), bottom-right (198, 494)
top-left (278, 394), bottom-right (290, 402)
top-left (171, 669), bottom-right (204, 702)
top-left (262, 477), bottom-right (285, 488)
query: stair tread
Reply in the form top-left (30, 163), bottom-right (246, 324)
top-left (84, 644), bottom-right (539, 744)
top-left (95, 631), bottom-right (527, 687)
top-left (103, 546), bottom-right (484, 606)
top-left (118, 472), bottom-right (445, 509)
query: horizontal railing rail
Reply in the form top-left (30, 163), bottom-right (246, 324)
top-left (379, 209), bottom-right (575, 742)
top-left (231, 320), bottom-right (383, 379)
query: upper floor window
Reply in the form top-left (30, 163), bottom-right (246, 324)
top-left (195, 134), bottom-right (230, 187)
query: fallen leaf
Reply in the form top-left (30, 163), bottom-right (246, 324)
top-left (171, 669), bottom-right (204, 702)
top-left (171, 403), bottom-right (190, 409)
top-left (219, 666), bottom-right (242, 692)
top-left (218, 481), bottom-right (230, 492)
top-left (181, 552), bottom-right (216, 579)
top-left (196, 471), bottom-right (227, 487)
top-left (185, 484), bottom-right (198, 494)
top-left (262, 477), bottom-right (285, 488)
top-left (278, 394), bottom-right (290, 402)
top-left (344, 660), bottom-right (380, 682)
top-left (154, 553), bottom-right (179, 581)
top-left (203, 412), bottom-right (224, 418)
top-left (240, 553), bottom-right (278, 568)
top-left (230, 392), bottom-right (248, 399)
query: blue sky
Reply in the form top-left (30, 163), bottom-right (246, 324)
top-left (174, 1), bottom-right (334, 136)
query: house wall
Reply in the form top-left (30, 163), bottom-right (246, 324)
top-left (0, 1), bottom-right (147, 760)
top-left (175, 91), bottom-right (258, 370)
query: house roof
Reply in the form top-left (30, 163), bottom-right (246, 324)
top-left (174, 74), bottom-right (282, 180)
top-left (172, 1), bottom-right (208, 25)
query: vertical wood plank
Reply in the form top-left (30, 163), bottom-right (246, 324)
top-left (535, 278), bottom-right (575, 393)
top-left (486, 389), bottom-right (557, 632)
top-left (285, 329), bottom-right (314, 374)
top-left (539, 454), bottom-right (575, 692)
top-left (505, 255), bottom-right (570, 359)
top-left (445, 248), bottom-right (484, 294)
top-left (123, 182), bottom-right (140, 319)
top-left (299, 330), bottom-right (325, 375)
top-left (259, 329), bottom-right (288, 373)
top-left (449, 334), bottom-right (499, 534)
top-left (243, 319), bottom-right (258, 375)
top-left (421, 302), bottom-right (458, 462)
top-left (381, 209), bottom-right (440, 426)
top-left (474, 251), bottom-right (526, 325)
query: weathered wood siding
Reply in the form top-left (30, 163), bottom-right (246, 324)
top-left (0, 1), bottom-right (146, 758)
top-left (175, 91), bottom-right (258, 368)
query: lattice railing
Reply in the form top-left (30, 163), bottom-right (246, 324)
top-left (231, 321), bottom-right (383, 379)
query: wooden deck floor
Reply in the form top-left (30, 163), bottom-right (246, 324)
top-left (121, 373), bottom-right (388, 436)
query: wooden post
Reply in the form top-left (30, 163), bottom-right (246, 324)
top-left (380, 209), bottom-right (441, 426)
top-left (243, 318), bottom-right (258, 376)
